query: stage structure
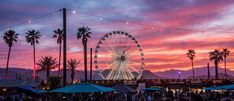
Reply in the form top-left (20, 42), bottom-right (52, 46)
top-left (94, 31), bottom-right (144, 80)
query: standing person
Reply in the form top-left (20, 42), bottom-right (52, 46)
top-left (138, 94), bottom-right (146, 101)
top-left (147, 94), bottom-right (152, 101)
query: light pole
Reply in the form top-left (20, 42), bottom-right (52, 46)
top-left (59, 8), bottom-right (67, 87)
top-left (207, 62), bottom-right (210, 80)
top-left (90, 48), bottom-right (93, 82)
top-left (178, 71), bottom-right (181, 79)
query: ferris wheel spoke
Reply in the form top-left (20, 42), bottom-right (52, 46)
top-left (116, 61), bottom-right (123, 79)
top-left (107, 61), bottom-right (121, 79)
top-left (129, 58), bottom-right (140, 63)
top-left (100, 63), bottom-right (113, 73)
top-left (124, 63), bottom-right (134, 79)
top-left (125, 48), bottom-right (136, 56)
top-left (105, 35), bottom-right (116, 54)
top-left (129, 65), bottom-right (140, 73)
top-left (102, 46), bottom-right (114, 54)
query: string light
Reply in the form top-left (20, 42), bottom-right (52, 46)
top-left (0, 10), bottom-right (60, 31)
top-left (0, 9), bottom-right (234, 34)
top-left (68, 10), bottom-right (234, 34)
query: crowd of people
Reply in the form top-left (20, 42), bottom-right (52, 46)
top-left (1, 90), bottom-right (234, 101)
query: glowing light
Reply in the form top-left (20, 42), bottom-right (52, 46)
top-left (3, 88), bottom-right (6, 92)
top-left (151, 26), bottom-right (155, 29)
top-left (28, 20), bottom-right (31, 23)
top-left (126, 22), bottom-right (129, 24)
top-left (99, 17), bottom-right (103, 20)
top-left (72, 10), bottom-right (76, 14)
top-left (178, 71), bottom-right (181, 74)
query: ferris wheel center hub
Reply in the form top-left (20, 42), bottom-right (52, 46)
top-left (120, 56), bottom-right (126, 61)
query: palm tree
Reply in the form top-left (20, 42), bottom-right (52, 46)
top-left (76, 26), bottom-right (92, 82)
top-left (53, 28), bottom-right (63, 77)
top-left (186, 49), bottom-right (196, 79)
top-left (67, 59), bottom-right (80, 83)
top-left (25, 29), bottom-right (41, 80)
top-left (37, 56), bottom-right (57, 82)
top-left (3, 30), bottom-right (19, 79)
top-left (210, 49), bottom-right (223, 79)
top-left (222, 48), bottom-right (230, 78)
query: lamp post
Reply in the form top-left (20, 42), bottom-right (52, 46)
top-left (178, 71), bottom-right (181, 79)
top-left (90, 48), bottom-right (93, 82)
top-left (59, 8), bottom-right (67, 87)
top-left (207, 62), bottom-right (210, 80)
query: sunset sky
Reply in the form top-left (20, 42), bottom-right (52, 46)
top-left (0, 0), bottom-right (234, 73)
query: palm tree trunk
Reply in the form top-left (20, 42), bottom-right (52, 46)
top-left (71, 69), bottom-right (74, 83)
top-left (47, 68), bottom-right (50, 82)
top-left (192, 60), bottom-right (195, 79)
top-left (58, 43), bottom-right (61, 77)
top-left (84, 41), bottom-right (88, 82)
top-left (215, 61), bottom-right (218, 80)
top-left (224, 57), bottom-right (227, 79)
top-left (207, 63), bottom-right (210, 80)
top-left (5, 46), bottom-right (11, 80)
top-left (33, 44), bottom-right (36, 80)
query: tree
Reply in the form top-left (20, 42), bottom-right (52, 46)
top-left (210, 49), bottom-right (223, 79)
top-left (76, 26), bottom-right (92, 82)
top-left (53, 28), bottom-right (63, 77)
top-left (3, 30), bottom-right (19, 79)
top-left (37, 56), bottom-right (57, 82)
top-left (25, 29), bottom-right (41, 80)
top-left (186, 49), bottom-right (196, 79)
top-left (48, 76), bottom-right (61, 89)
top-left (67, 59), bottom-right (80, 83)
top-left (222, 48), bottom-right (230, 78)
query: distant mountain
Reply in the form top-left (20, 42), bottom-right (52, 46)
top-left (0, 67), bottom-right (163, 80)
top-left (187, 73), bottom-right (234, 79)
top-left (100, 69), bottom-right (164, 79)
top-left (142, 70), bottom-right (164, 79)
top-left (0, 67), bottom-right (86, 81)
top-left (155, 66), bottom-right (234, 79)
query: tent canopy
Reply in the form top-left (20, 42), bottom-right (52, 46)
top-left (204, 86), bottom-right (223, 91)
top-left (112, 84), bottom-right (135, 93)
top-left (51, 83), bottom-right (115, 93)
top-left (144, 87), bottom-right (164, 92)
top-left (219, 84), bottom-right (234, 90)
top-left (0, 80), bottom-right (40, 88)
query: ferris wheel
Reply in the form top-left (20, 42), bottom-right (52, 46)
top-left (94, 31), bottom-right (144, 80)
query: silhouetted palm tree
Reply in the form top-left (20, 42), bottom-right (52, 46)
top-left (25, 29), bottom-right (41, 80)
top-left (67, 59), bottom-right (80, 83)
top-left (222, 48), bottom-right (230, 78)
top-left (3, 30), bottom-right (19, 79)
top-left (53, 28), bottom-right (63, 77)
top-left (210, 49), bottom-right (223, 79)
top-left (186, 49), bottom-right (196, 79)
top-left (76, 26), bottom-right (92, 82)
top-left (37, 56), bottom-right (57, 82)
